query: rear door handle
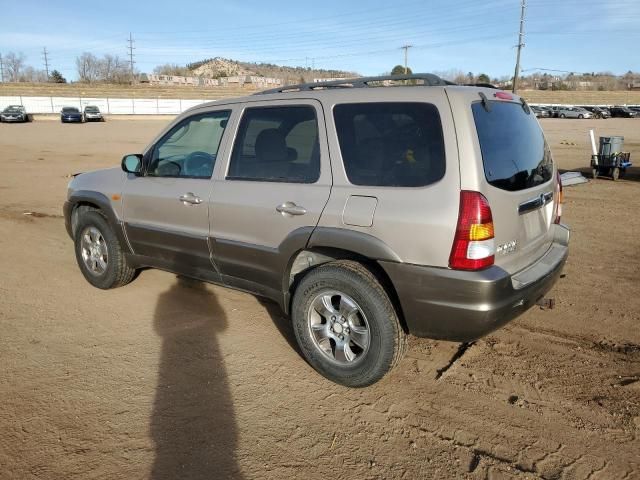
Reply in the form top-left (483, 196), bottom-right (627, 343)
top-left (179, 192), bottom-right (203, 205)
top-left (518, 191), bottom-right (553, 215)
top-left (276, 202), bottom-right (307, 216)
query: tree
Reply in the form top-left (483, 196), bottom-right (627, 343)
top-left (49, 70), bottom-right (66, 83)
top-left (100, 54), bottom-right (129, 83)
top-left (467, 72), bottom-right (475, 83)
top-left (4, 52), bottom-right (26, 82)
top-left (19, 66), bottom-right (47, 82)
top-left (153, 63), bottom-right (190, 77)
top-left (477, 73), bottom-right (491, 83)
top-left (391, 65), bottom-right (412, 75)
top-left (76, 52), bottom-right (100, 83)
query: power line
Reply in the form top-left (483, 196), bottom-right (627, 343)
top-left (512, 0), bottom-right (526, 93)
top-left (127, 32), bottom-right (135, 84)
top-left (42, 47), bottom-right (50, 79)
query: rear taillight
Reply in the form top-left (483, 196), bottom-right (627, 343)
top-left (553, 171), bottom-right (563, 224)
top-left (494, 91), bottom-right (513, 100)
top-left (449, 191), bottom-right (495, 271)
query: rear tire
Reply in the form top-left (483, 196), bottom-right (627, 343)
top-left (74, 211), bottom-right (136, 289)
top-left (291, 260), bottom-right (407, 387)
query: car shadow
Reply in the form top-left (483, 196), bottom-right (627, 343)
top-left (150, 276), bottom-right (243, 480)
top-left (257, 297), bottom-right (305, 361)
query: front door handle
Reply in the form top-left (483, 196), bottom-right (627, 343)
top-left (276, 202), bottom-right (307, 216)
top-left (179, 192), bottom-right (203, 205)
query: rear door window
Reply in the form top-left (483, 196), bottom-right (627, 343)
top-left (228, 106), bottom-right (320, 183)
top-left (333, 102), bottom-right (445, 187)
top-left (472, 101), bottom-right (553, 191)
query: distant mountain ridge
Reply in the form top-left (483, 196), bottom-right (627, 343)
top-left (186, 57), bottom-right (358, 83)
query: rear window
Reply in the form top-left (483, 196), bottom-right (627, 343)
top-left (472, 101), bottom-right (553, 191)
top-left (333, 102), bottom-right (445, 187)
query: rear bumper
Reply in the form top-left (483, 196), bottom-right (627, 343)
top-left (381, 224), bottom-right (570, 342)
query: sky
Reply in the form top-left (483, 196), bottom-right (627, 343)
top-left (0, 0), bottom-right (638, 82)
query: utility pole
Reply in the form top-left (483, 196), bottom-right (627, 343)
top-left (512, 0), bottom-right (526, 93)
top-left (400, 45), bottom-right (413, 74)
top-left (0, 53), bottom-right (4, 83)
top-left (127, 32), bottom-right (135, 84)
top-left (42, 47), bottom-right (50, 80)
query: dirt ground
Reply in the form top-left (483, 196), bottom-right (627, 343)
top-left (0, 117), bottom-right (638, 480)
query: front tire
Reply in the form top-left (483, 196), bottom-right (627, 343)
top-left (74, 211), bottom-right (136, 289)
top-left (560, 114), bottom-right (566, 118)
top-left (291, 260), bottom-right (407, 387)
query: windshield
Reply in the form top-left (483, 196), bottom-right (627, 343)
top-left (472, 101), bottom-right (553, 192)
top-left (85, 106), bottom-right (99, 112)
top-left (63, 107), bottom-right (79, 113)
top-left (4, 106), bottom-right (23, 113)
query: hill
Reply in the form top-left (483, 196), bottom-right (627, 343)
top-left (186, 57), bottom-right (358, 83)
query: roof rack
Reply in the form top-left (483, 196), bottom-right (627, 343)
top-left (463, 83), bottom-right (499, 89)
top-left (255, 73), bottom-right (455, 95)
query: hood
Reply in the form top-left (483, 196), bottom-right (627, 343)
top-left (68, 167), bottom-right (125, 197)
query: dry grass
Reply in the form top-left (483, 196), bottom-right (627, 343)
top-left (2, 82), bottom-right (640, 105)
top-left (520, 89), bottom-right (640, 105)
top-left (0, 82), bottom-right (260, 99)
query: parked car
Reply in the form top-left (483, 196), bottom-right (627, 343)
top-left (579, 106), bottom-right (610, 119)
top-left (627, 106), bottom-right (640, 116)
top-left (60, 107), bottom-right (84, 123)
top-left (609, 106), bottom-right (637, 118)
top-left (0, 105), bottom-right (32, 123)
top-left (83, 105), bottom-right (104, 122)
top-left (63, 74), bottom-right (569, 387)
top-left (555, 106), bottom-right (593, 119)
top-left (531, 105), bottom-right (550, 118)
top-left (548, 106), bottom-right (561, 118)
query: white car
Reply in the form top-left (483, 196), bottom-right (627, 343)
top-left (555, 106), bottom-right (593, 119)
top-left (83, 106), bottom-right (104, 122)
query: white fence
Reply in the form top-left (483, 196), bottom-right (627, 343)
top-left (0, 96), bottom-right (211, 115)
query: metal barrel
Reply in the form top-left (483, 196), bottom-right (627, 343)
top-left (598, 136), bottom-right (624, 156)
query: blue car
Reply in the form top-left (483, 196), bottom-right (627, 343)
top-left (60, 107), bottom-right (84, 123)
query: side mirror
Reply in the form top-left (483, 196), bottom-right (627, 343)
top-left (122, 154), bottom-right (143, 174)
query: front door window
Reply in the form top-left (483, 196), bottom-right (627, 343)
top-left (148, 111), bottom-right (231, 179)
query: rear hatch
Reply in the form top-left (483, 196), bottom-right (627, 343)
top-left (471, 98), bottom-right (557, 274)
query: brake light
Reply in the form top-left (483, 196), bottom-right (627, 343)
top-left (449, 191), bottom-right (495, 270)
top-left (553, 171), bottom-right (563, 224)
top-left (494, 91), bottom-right (513, 100)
